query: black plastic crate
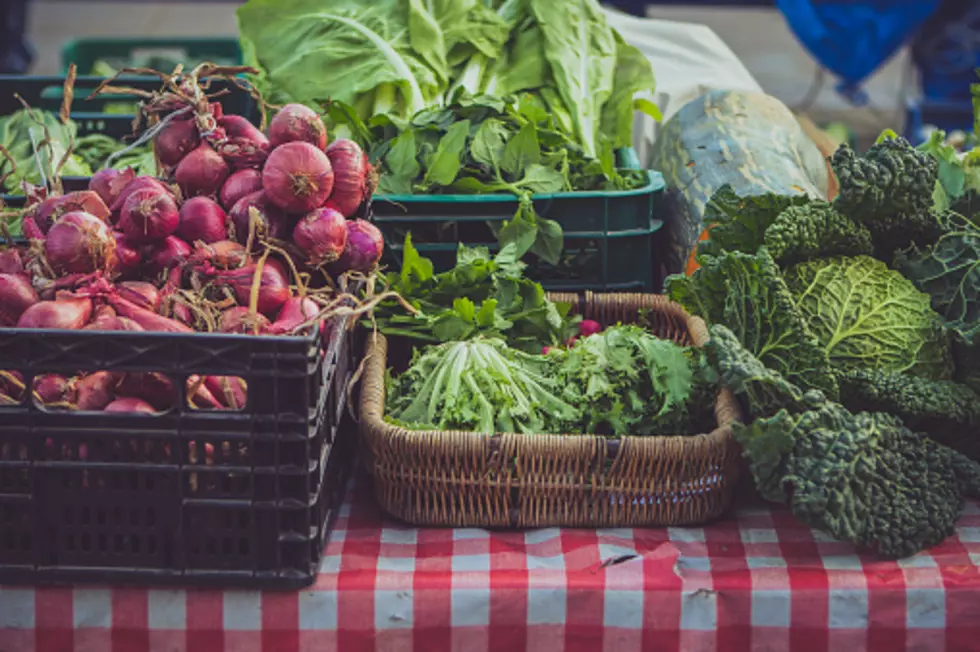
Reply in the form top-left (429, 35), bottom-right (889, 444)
top-left (0, 316), bottom-right (356, 589)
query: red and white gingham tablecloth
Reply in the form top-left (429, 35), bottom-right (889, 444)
top-left (3, 474), bottom-right (980, 652)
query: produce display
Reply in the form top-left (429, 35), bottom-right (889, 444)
top-left (666, 134), bottom-right (980, 558)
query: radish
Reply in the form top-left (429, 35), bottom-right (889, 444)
top-left (44, 212), bottom-right (116, 274)
top-left (578, 320), bottom-right (602, 337)
top-left (228, 191), bottom-right (291, 243)
top-left (154, 118), bottom-right (200, 167)
top-left (325, 139), bottom-right (368, 217)
top-left (175, 144), bottom-right (230, 198)
top-left (262, 142), bottom-right (333, 214)
top-left (89, 167), bottom-right (136, 209)
top-left (177, 196), bottom-right (227, 244)
top-left (0, 273), bottom-right (39, 326)
top-left (219, 169), bottom-right (263, 210)
top-left (292, 207), bottom-right (347, 265)
top-left (120, 188), bottom-right (179, 244)
top-left (330, 219), bottom-right (383, 274)
top-left (268, 104), bottom-right (327, 150)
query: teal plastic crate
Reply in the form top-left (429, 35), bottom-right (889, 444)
top-left (62, 38), bottom-right (242, 75)
top-left (372, 148), bottom-right (665, 291)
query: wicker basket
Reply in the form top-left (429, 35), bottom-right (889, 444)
top-left (358, 292), bottom-right (742, 528)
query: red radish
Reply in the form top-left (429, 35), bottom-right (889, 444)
top-left (154, 118), bottom-right (200, 167)
top-left (218, 306), bottom-right (271, 334)
top-left (204, 375), bottom-right (247, 409)
top-left (115, 372), bottom-right (175, 410)
top-left (107, 295), bottom-right (193, 332)
top-left (262, 142), bottom-right (333, 213)
top-left (118, 281), bottom-right (162, 312)
top-left (105, 397), bottom-right (156, 413)
top-left (228, 191), bottom-right (291, 243)
top-left (0, 273), bottom-right (39, 326)
top-left (292, 207), bottom-right (347, 265)
top-left (146, 236), bottom-right (192, 277)
top-left (120, 188), bottom-right (179, 243)
top-left (578, 320), bottom-right (602, 337)
top-left (215, 137), bottom-right (270, 169)
top-left (110, 176), bottom-right (172, 213)
top-left (89, 167), bottom-right (136, 208)
top-left (566, 336), bottom-right (578, 348)
top-left (541, 346), bottom-right (551, 355)
top-left (331, 219), bottom-right (384, 274)
top-left (22, 216), bottom-right (43, 240)
top-left (0, 249), bottom-right (24, 275)
top-left (220, 115), bottom-right (269, 147)
top-left (211, 258), bottom-right (291, 317)
top-left (113, 232), bottom-right (142, 277)
top-left (189, 240), bottom-right (249, 270)
top-left (45, 212), bottom-right (116, 274)
top-left (175, 144), bottom-right (230, 198)
top-left (34, 374), bottom-right (75, 405)
top-left (177, 196), bottom-right (227, 244)
top-left (268, 104), bottom-right (327, 150)
top-left (17, 296), bottom-right (92, 329)
top-left (267, 296), bottom-right (319, 334)
top-left (325, 139), bottom-right (368, 217)
top-left (74, 371), bottom-right (117, 410)
top-left (219, 169), bottom-right (263, 209)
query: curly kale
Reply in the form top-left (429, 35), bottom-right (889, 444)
top-left (706, 324), bottom-right (980, 558)
top-left (696, 185), bottom-right (811, 258)
top-left (838, 369), bottom-right (980, 459)
top-left (763, 202), bottom-right (873, 265)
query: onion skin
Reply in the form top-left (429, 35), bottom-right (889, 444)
top-left (204, 375), bottom-right (247, 410)
top-left (110, 176), bottom-right (173, 213)
top-left (115, 372), bottom-right (175, 410)
top-left (262, 142), bottom-right (334, 214)
top-left (267, 296), bottom-right (320, 335)
top-left (45, 212), bottom-right (117, 274)
top-left (212, 258), bottom-right (291, 317)
top-left (228, 191), bottom-right (291, 243)
top-left (175, 144), bottom-right (230, 198)
top-left (215, 137), bottom-right (270, 169)
top-left (74, 371), bottom-right (118, 411)
top-left (105, 397), bottom-right (157, 413)
top-left (107, 295), bottom-right (193, 333)
top-left (17, 296), bottom-right (93, 329)
top-left (220, 115), bottom-right (269, 147)
top-left (0, 273), bottom-right (40, 326)
top-left (118, 281), bottom-right (161, 312)
top-left (120, 188), bottom-right (180, 244)
top-left (268, 104), bottom-right (327, 150)
top-left (89, 167), bottom-right (136, 208)
top-left (34, 191), bottom-right (111, 234)
top-left (154, 118), bottom-right (200, 167)
top-left (325, 139), bottom-right (368, 217)
top-left (218, 306), bottom-right (271, 334)
top-left (189, 239), bottom-right (249, 270)
top-left (331, 219), bottom-right (384, 274)
top-left (219, 168), bottom-right (263, 210)
top-left (292, 207), bottom-right (347, 266)
top-left (177, 196), bottom-right (227, 244)
top-left (0, 249), bottom-right (24, 275)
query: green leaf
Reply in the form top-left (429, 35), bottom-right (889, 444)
top-left (516, 164), bottom-right (565, 194)
top-left (474, 299), bottom-right (498, 328)
top-left (422, 119), bottom-right (470, 187)
top-left (399, 232), bottom-right (434, 287)
top-left (377, 175), bottom-right (413, 195)
top-left (517, 94), bottom-right (550, 125)
top-left (599, 35), bottom-right (658, 148)
top-left (448, 177), bottom-right (509, 194)
top-left (470, 118), bottom-right (509, 169)
top-left (634, 97), bottom-right (662, 122)
top-left (501, 122), bottom-right (540, 178)
top-left (698, 185), bottom-right (812, 258)
top-left (497, 200), bottom-right (538, 259)
top-left (529, 216), bottom-right (563, 266)
top-left (385, 129), bottom-right (420, 180)
top-left (431, 313), bottom-right (475, 341)
top-left (326, 100), bottom-right (374, 147)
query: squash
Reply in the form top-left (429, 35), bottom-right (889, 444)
top-left (650, 90), bottom-right (832, 277)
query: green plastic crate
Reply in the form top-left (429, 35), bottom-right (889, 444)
top-left (62, 37), bottom-right (242, 75)
top-left (372, 148), bottom-right (666, 291)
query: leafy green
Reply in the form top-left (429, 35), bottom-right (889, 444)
top-left (0, 109), bottom-right (91, 193)
top-left (784, 255), bottom-right (953, 380)
top-left (763, 202), bottom-right (874, 265)
top-left (696, 185), bottom-right (810, 258)
top-left (74, 134), bottom-right (158, 177)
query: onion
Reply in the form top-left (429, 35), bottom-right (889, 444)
top-left (228, 191), bottom-right (291, 243)
top-left (145, 236), bottom-right (192, 278)
top-left (215, 137), bottom-right (270, 169)
top-left (45, 212), bottom-right (116, 274)
top-left (268, 104), bottom-right (327, 150)
top-left (22, 216), bottom-right (43, 240)
top-left (325, 139), bottom-right (368, 217)
top-left (331, 219), bottom-right (384, 274)
top-left (219, 169), bottom-right (263, 210)
top-left (0, 273), bottom-right (39, 326)
top-left (267, 296), bottom-right (320, 335)
top-left (175, 144), bottom-right (230, 198)
top-left (177, 196), bottom-right (227, 244)
top-left (204, 375), bottom-right (248, 410)
top-left (292, 207), bottom-right (347, 265)
top-left (34, 373), bottom-right (75, 405)
top-left (107, 295), bottom-right (193, 333)
top-left (0, 370), bottom-right (25, 402)
top-left (110, 176), bottom-right (173, 213)
top-left (113, 231), bottom-right (142, 277)
top-left (187, 375), bottom-right (224, 410)
top-left (74, 371), bottom-right (117, 411)
top-left (219, 306), bottom-right (271, 334)
top-left (212, 258), bottom-right (291, 317)
top-left (220, 115), bottom-right (269, 147)
top-left (262, 142), bottom-right (333, 214)
top-left (154, 118), bottom-right (200, 167)
top-left (0, 249), bottom-right (23, 274)
top-left (120, 189), bottom-right (180, 243)
top-left (189, 239), bottom-right (249, 270)
top-left (84, 304), bottom-right (144, 331)
top-left (17, 295), bottom-right (92, 329)
top-left (57, 191), bottom-right (111, 224)
top-left (105, 397), bottom-right (157, 413)
top-left (118, 281), bottom-right (161, 312)
top-left (115, 372), bottom-right (175, 410)
top-left (89, 167), bottom-right (136, 208)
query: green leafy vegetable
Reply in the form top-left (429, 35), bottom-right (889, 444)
top-left (696, 185), bottom-right (810, 258)
top-left (0, 109), bottom-right (91, 193)
top-left (763, 202), bottom-right (874, 265)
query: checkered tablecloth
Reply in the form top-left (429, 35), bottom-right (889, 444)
top-left (3, 473), bottom-right (980, 652)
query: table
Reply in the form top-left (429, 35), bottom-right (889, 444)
top-left (3, 474), bottom-right (980, 652)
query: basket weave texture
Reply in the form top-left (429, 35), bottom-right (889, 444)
top-left (358, 292), bottom-right (742, 528)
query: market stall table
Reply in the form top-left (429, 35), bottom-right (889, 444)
top-left (2, 473), bottom-right (980, 652)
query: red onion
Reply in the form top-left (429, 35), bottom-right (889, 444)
top-left (120, 189), bottom-right (179, 243)
top-left (154, 118), bottom-right (200, 167)
top-left (57, 191), bottom-right (111, 224)
top-left (219, 306), bottom-right (271, 334)
top-left (146, 236), bottom-right (193, 277)
top-left (115, 372), bottom-right (175, 410)
top-left (0, 370), bottom-right (25, 402)
top-left (0, 248), bottom-right (24, 275)
top-left (219, 169), bottom-right (263, 210)
top-left (107, 295), bottom-right (193, 332)
top-left (118, 281), bottom-right (161, 312)
top-left (89, 167), bottom-right (136, 208)
top-left (105, 397), bottom-right (157, 413)
top-left (45, 212), bottom-right (116, 274)
top-left (220, 115), bottom-right (269, 147)
top-left (84, 306), bottom-right (144, 331)
top-left (268, 296), bottom-right (320, 335)
top-left (17, 296), bottom-right (92, 329)
top-left (177, 196), bottom-right (227, 244)
top-left (268, 104), bottom-right (327, 150)
top-left (292, 207), bottom-right (347, 265)
top-left (204, 375), bottom-right (248, 410)
top-left (331, 219), bottom-right (384, 274)
top-left (34, 373), bottom-right (75, 405)
top-left (215, 137), bottom-right (270, 169)
top-left (175, 144), bottom-right (230, 198)
top-left (22, 216), bottom-right (43, 240)
top-left (262, 142), bottom-right (333, 214)
top-left (189, 239), bottom-right (249, 270)
top-left (212, 258), bottom-right (291, 317)
top-left (228, 191), bottom-right (291, 243)
top-left (0, 273), bottom-right (39, 326)
top-left (110, 176), bottom-right (173, 213)
top-left (113, 231), bottom-right (142, 277)
top-left (187, 376), bottom-right (224, 410)
top-left (325, 139), bottom-right (368, 217)
top-left (74, 371), bottom-right (117, 410)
